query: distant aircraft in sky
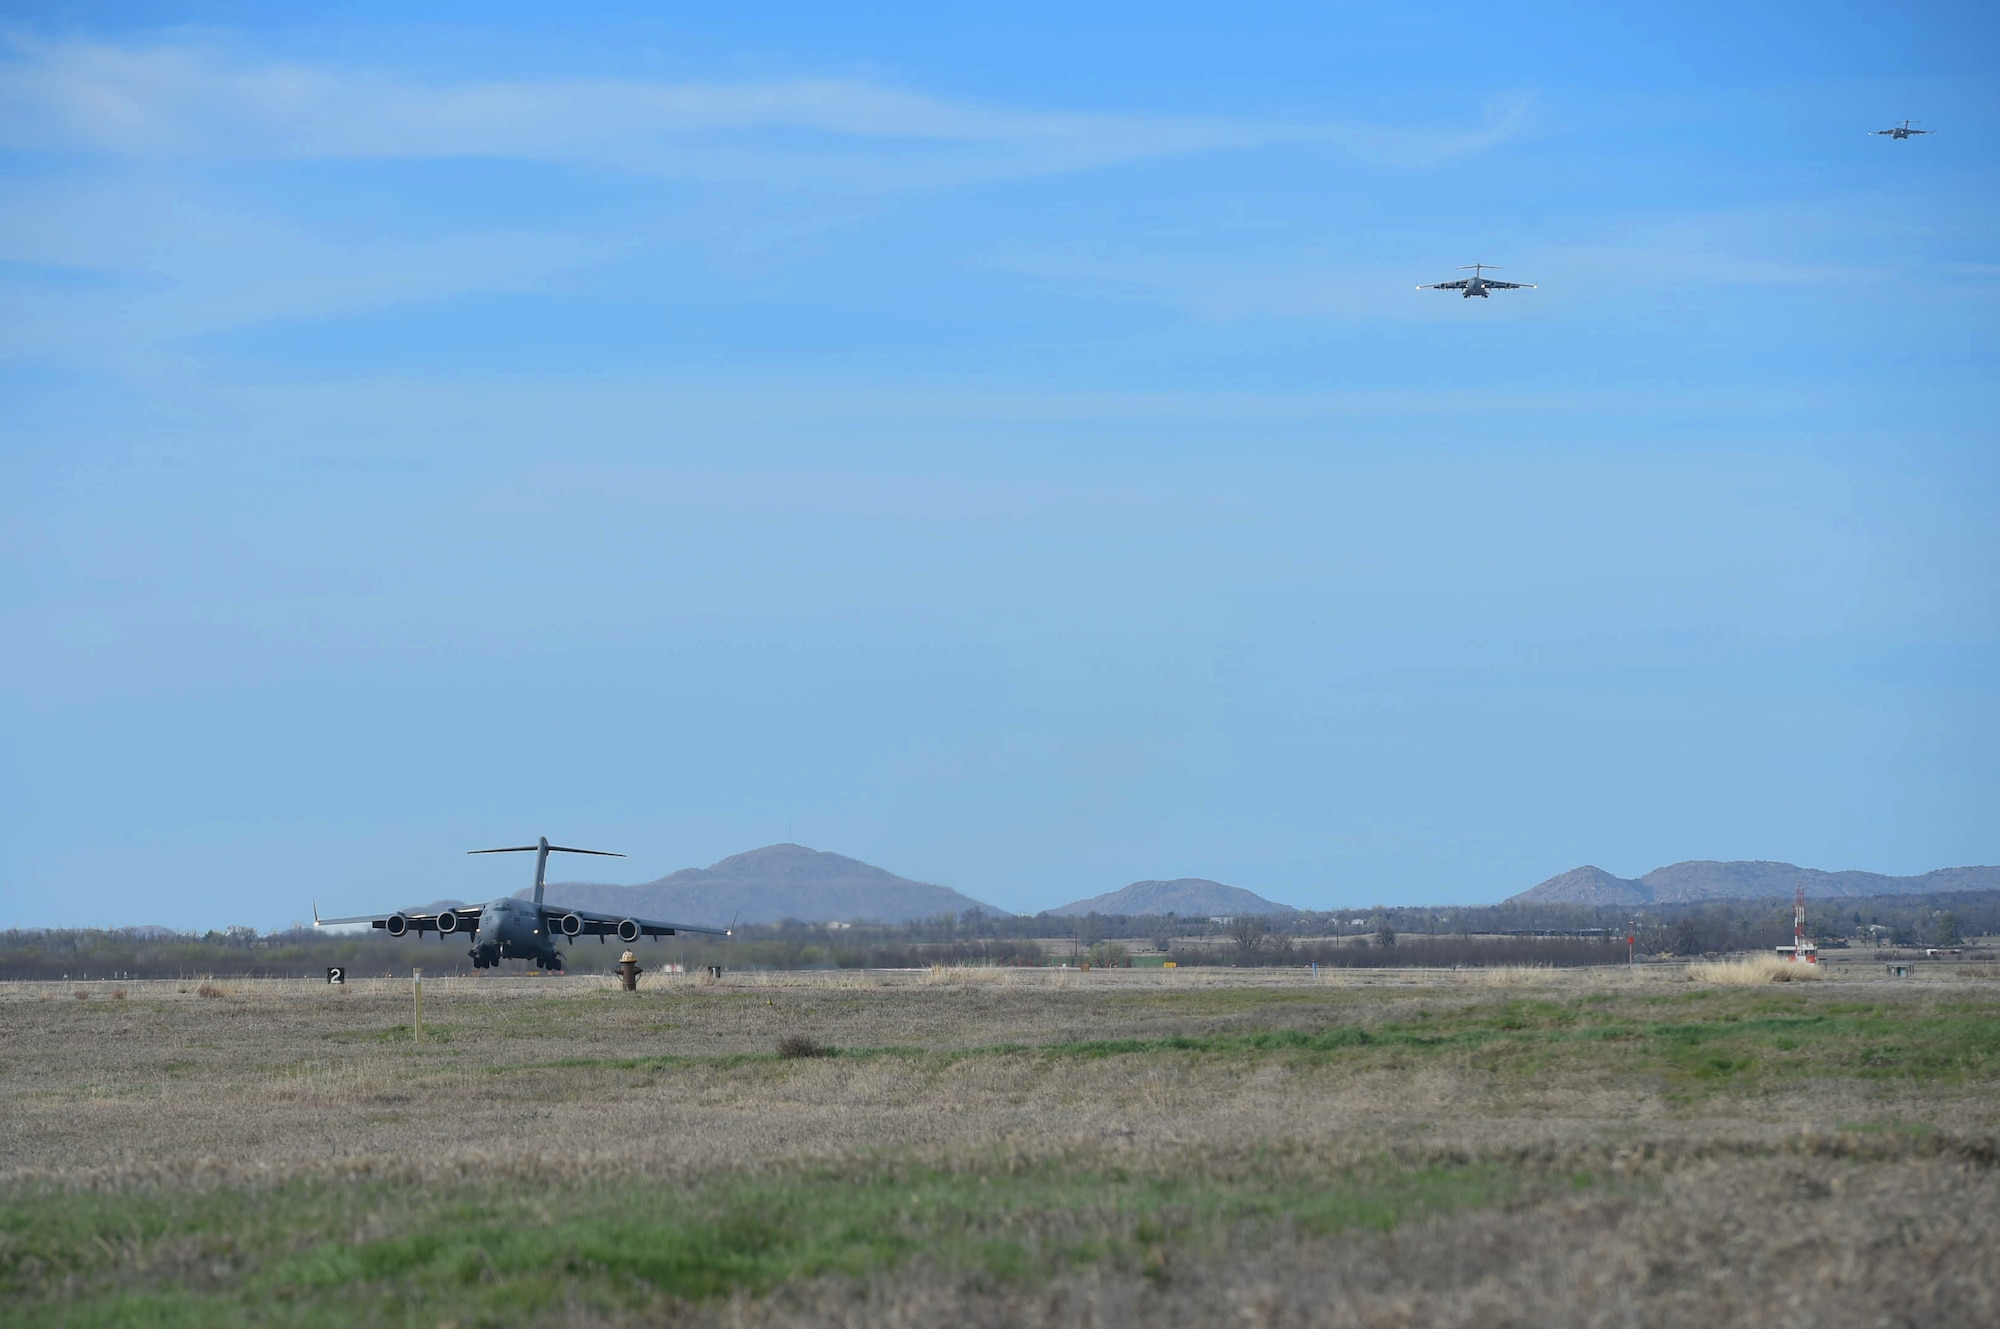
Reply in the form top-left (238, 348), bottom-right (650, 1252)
top-left (315, 836), bottom-right (729, 971)
top-left (1871, 120), bottom-right (1931, 140)
top-left (1418, 263), bottom-right (1536, 299)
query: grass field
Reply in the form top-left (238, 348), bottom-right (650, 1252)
top-left (2, 965), bottom-right (1996, 1326)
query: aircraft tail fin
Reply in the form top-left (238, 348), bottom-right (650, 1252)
top-left (469, 837), bottom-right (626, 906)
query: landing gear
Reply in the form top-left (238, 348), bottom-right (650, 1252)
top-left (464, 945), bottom-right (560, 972)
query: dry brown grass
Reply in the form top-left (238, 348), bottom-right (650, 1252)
top-left (1688, 955), bottom-right (1826, 984)
top-left (0, 967), bottom-right (1994, 1326)
top-left (0, 967), bottom-right (1989, 1186)
top-left (1461, 963), bottom-right (1562, 987)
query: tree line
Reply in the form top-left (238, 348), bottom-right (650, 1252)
top-left (5, 889), bottom-right (1990, 979)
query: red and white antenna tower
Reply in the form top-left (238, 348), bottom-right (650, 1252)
top-left (1790, 884), bottom-right (1817, 964)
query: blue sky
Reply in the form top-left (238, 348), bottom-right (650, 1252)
top-left (3, 2), bottom-right (1995, 927)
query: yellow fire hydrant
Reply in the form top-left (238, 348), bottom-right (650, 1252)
top-left (614, 950), bottom-right (644, 992)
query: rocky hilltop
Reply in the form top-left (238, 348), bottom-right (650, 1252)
top-left (1048, 878), bottom-right (1295, 917)
top-left (1510, 860), bottom-right (2000, 906)
top-left (531, 843), bottom-right (1006, 927)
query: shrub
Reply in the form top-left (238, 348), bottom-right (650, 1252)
top-left (777, 1034), bottom-right (832, 1059)
top-left (1088, 942), bottom-right (1129, 968)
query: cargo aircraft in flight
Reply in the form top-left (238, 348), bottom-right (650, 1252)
top-left (315, 837), bottom-right (729, 971)
top-left (1870, 120), bottom-right (1930, 140)
top-left (1418, 263), bottom-right (1536, 299)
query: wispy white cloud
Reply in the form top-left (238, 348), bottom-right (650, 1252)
top-left (0, 173), bottom-right (623, 367)
top-left (986, 194), bottom-right (1930, 326)
top-left (1550, 240), bottom-right (1888, 287)
top-left (0, 33), bottom-right (1535, 365)
top-left (991, 245), bottom-right (1429, 322)
top-left (175, 372), bottom-right (1818, 446)
top-left (0, 34), bottom-right (1531, 184)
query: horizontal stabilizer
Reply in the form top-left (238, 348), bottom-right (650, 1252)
top-left (467, 844), bottom-right (625, 857)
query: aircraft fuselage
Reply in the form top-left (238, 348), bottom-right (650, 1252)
top-left (469, 896), bottom-right (562, 970)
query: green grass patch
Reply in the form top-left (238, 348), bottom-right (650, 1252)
top-left (481, 991), bottom-right (2000, 1095)
top-left (0, 1160), bottom-right (1561, 1327)
top-left (939, 996), bottom-right (1993, 1091)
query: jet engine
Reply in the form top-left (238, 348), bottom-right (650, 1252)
top-left (616, 918), bottom-right (642, 943)
top-left (436, 909), bottom-right (459, 934)
top-left (385, 912), bottom-right (409, 937)
top-left (557, 913), bottom-right (584, 937)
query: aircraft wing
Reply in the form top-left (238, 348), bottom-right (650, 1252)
top-left (313, 903), bottom-right (483, 933)
top-left (1417, 280), bottom-right (1469, 290)
top-left (1482, 280), bottom-right (1536, 289)
top-left (547, 905), bottom-right (731, 939)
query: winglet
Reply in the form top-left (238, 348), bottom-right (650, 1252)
top-left (312, 902), bottom-right (321, 927)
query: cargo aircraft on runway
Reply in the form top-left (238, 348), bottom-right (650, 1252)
top-left (315, 837), bottom-right (729, 971)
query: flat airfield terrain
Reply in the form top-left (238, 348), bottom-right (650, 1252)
top-left (2, 965), bottom-right (1996, 1326)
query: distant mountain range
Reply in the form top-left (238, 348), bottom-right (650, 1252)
top-left (1510, 860), bottom-right (2000, 906)
top-left (1047, 878), bottom-right (1296, 918)
top-left (529, 843), bottom-right (1005, 927)
top-left (520, 843), bottom-right (2000, 925)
